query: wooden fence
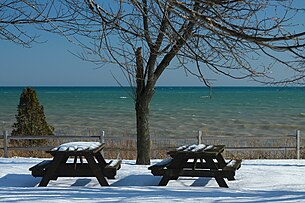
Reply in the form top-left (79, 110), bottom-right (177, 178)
top-left (0, 130), bottom-right (303, 159)
top-left (0, 130), bottom-right (104, 158)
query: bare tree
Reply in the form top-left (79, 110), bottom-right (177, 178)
top-left (0, 0), bottom-right (68, 47)
top-left (32, 0), bottom-right (305, 164)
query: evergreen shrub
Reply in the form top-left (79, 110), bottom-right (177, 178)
top-left (11, 87), bottom-right (54, 145)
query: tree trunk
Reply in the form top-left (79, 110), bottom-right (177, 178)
top-left (135, 47), bottom-right (154, 165)
top-left (135, 97), bottom-right (151, 165)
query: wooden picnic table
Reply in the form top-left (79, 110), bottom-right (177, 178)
top-left (29, 142), bottom-right (121, 187)
top-left (149, 144), bottom-right (241, 188)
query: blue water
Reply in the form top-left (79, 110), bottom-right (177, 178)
top-left (1, 86), bottom-right (305, 137)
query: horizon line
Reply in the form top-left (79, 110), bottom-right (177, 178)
top-left (0, 85), bottom-right (303, 88)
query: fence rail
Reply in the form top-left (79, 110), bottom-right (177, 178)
top-left (0, 130), bottom-right (303, 159)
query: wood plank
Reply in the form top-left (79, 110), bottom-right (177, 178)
top-left (223, 160), bottom-right (242, 171)
top-left (29, 160), bottom-right (53, 177)
top-left (84, 154), bottom-right (109, 186)
top-left (8, 135), bottom-right (101, 140)
top-left (158, 176), bottom-right (171, 186)
top-left (103, 159), bottom-right (122, 179)
top-left (47, 144), bottom-right (104, 156)
top-left (94, 151), bottom-right (107, 166)
top-left (148, 158), bottom-right (173, 169)
top-left (29, 160), bottom-right (53, 171)
top-left (167, 145), bottom-right (225, 158)
top-left (38, 154), bottom-right (68, 187)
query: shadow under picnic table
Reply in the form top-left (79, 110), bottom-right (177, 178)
top-left (111, 175), bottom-right (160, 186)
top-left (0, 174), bottom-right (41, 187)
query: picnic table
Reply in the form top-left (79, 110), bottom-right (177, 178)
top-left (149, 144), bottom-right (241, 188)
top-left (29, 142), bottom-right (121, 187)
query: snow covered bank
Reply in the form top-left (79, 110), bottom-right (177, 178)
top-left (0, 158), bottom-right (305, 202)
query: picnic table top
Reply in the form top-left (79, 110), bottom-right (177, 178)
top-left (47, 142), bottom-right (105, 155)
top-left (167, 144), bottom-right (225, 157)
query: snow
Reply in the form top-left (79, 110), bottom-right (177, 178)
top-left (191, 144), bottom-right (206, 152)
top-left (1, 158), bottom-right (305, 202)
top-left (226, 160), bottom-right (237, 167)
top-left (108, 159), bottom-right (121, 167)
top-left (51, 142), bottom-right (102, 151)
top-left (176, 144), bottom-right (215, 152)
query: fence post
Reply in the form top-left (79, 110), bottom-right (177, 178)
top-left (99, 130), bottom-right (105, 156)
top-left (198, 130), bottom-right (202, 144)
top-left (100, 130), bottom-right (105, 143)
top-left (3, 131), bottom-right (8, 158)
top-left (296, 130), bottom-right (301, 159)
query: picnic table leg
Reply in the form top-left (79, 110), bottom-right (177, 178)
top-left (159, 176), bottom-right (171, 186)
top-left (205, 157), bottom-right (228, 188)
top-left (216, 154), bottom-right (227, 169)
top-left (94, 152), bottom-right (107, 166)
top-left (159, 158), bottom-right (187, 185)
top-left (84, 154), bottom-right (109, 186)
top-left (226, 175), bottom-right (235, 181)
top-left (38, 154), bottom-right (66, 187)
top-left (214, 174), bottom-right (229, 188)
top-left (215, 154), bottom-right (236, 180)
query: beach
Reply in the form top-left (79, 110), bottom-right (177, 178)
top-left (1, 86), bottom-right (305, 138)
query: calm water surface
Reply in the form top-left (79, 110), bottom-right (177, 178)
top-left (1, 86), bottom-right (305, 138)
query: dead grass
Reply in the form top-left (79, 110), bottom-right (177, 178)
top-left (1, 136), bottom-right (304, 160)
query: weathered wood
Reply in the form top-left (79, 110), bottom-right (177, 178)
top-left (84, 154), bottom-right (109, 186)
top-left (30, 160), bottom-right (122, 179)
top-left (167, 145), bottom-right (225, 159)
top-left (29, 160), bottom-right (53, 177)
top-left (9, 146), bottom-right (53, 151)
top-left (296, 130), bottom-right (301, 159)
top-left (103, 159), bottom-right (122, 179)
top-left (223, 160), bottom-right (242, 171)
top-left (8, 135), bottom-right (101, 140)
top-left (2, 131), bottom-right (301, 158)
top-left (222, 159), bottom-right (242, 181)
top-left (148, 158), bottom-right (174, 170)
top-left (106, 159), bottom-right (122, 169)
top-left (158, 176), bottom-right (171, 186)
top-left (215, 153), bottom-right (227, 169)
top-left (39, 153), bottom-right (68, 186)
top-left (226, 147), bottom-right (296, 151)
top-left (30, 162), bottom-right (106, 177)
top-left (30, 142), bottom-right (119, 187)
top-left (94, 151), bottom-right (107, 166)
top-left (3, 131), bottom-right (8, 158)
top-left (47, 143), bottom-right (105, 156)
top-left (149, 144), bottom-right (241, 188)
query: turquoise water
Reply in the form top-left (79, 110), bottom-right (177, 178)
top-left (0, 86), bottom-right (305, 137)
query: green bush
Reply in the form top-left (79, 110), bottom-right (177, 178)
top-left (11, 87), bottom-right (54, 145)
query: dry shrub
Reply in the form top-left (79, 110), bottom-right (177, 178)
top-left (1, 136), bottom-right (303, 160)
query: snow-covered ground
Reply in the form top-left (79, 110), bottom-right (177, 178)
top-left (1, 158), bottom-right (305, 202)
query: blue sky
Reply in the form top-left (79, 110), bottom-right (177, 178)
top-left (0, 32), bottom-right (259, 87)
top-left (3, 1), bottom-right (304, 87)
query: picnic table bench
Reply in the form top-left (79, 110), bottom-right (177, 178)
top-left (149, 144), bottom-right (241, 188)
top-left (29, 142), bottom-right (121, 187)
